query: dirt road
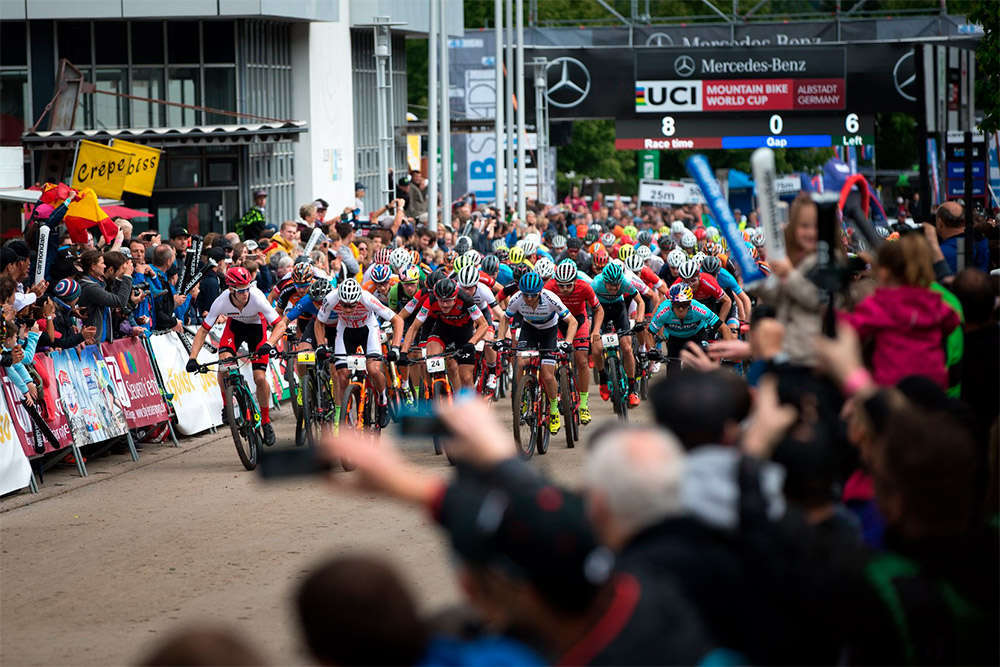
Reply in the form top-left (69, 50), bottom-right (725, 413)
top-left (1, 394), bottom-right (651, 665)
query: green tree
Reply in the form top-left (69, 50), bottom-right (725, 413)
top-left (962, 0), bottom-right (999, 132)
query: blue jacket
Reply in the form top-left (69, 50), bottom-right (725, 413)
top-left (940, 234), bottom-right (989, 273)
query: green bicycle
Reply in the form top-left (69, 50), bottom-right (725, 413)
top-left (197, 351), bottom-right (269, 471)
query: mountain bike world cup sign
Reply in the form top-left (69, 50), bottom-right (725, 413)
top-left (635, 78), bottom-right (845, 113)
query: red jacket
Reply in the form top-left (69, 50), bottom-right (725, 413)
top-left (842, 286), bottom-right (960, 389)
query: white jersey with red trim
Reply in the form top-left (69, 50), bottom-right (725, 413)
top-left (201, 286), bottom-right (280, 329)
top-left (317, 289), bottom-right (395, 328)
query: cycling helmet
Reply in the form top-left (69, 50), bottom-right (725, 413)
top-left (426, 268), bottom-right (449, 290)
top-left (635, 245), bottom-right (652, 262)
top-left (703, 241), bottom-right (720, 256)
top-left (463, 249), bottom-right (482, 267)
top-left (707, 227), bottom-right (722, 243)
top-left (456, 264), bottom-right (481, 288)
top-left (389, 246), bottom-right (412, 271)
top-left (495, 246), bottom-right (510, 262)
top-left (434, 277), bottom-right (459, 300)
top-left (551, 234), bottom-right (567, 250)
top-left (680, 230), bottom-right (697, 250)
top-left (566, 237), bottom-right (582, 250)
top-left (617, 244), bottom-right (635, 262)
top-left (533, 257), bottom-right (555, 280)
top-left (692, 251), bottom-right (706, 267)
top-left (583, 231), bottom-right (598, 246)
top-left (512, 263), bottom-right (532, 283)
top-left (409, 249), bottom-right (423, 266)
top-left (677, 258), bottom-right (700, 280)
top-left (370, 263), bottom-right (392, 284)
top-left (291, 262), bottom-right (314, 285)
top-left (624, 253), bottom-right (645, 273)
top-left (671, 221), bottom-right (686, 236)
top-left (669, 283), bottom-right (694, 303)
top-left (519, 271), bottom-right (543, 295)
top-left (637, 230), bottom-right (653, 245)
top-left (508, 246), bottom-right (525, 265)
top-left (524, 231), bottom-right (542, 247)
top-left (370, 248), bottom-right (388, 265)
top-left (666, 248), bottom-right (687, 268)
top-left (622, 224), bottom-right (638, 239)
top-left (592, 251), bottom-right (610, 271)
top-left (750, 228), bottom-right (766, 247)
top-left (492, 239), bottom-right (508, 251)
top-left (518, 239), bottom-right (538, 257)
top-left (658, 236), bottom-right (676, 253)
top-left (401, 266), bottom-right (422, 284)
top-left (602, 262), bottom-right (625, 284)
top-left (455, 236), bottom-right (472, 255)
top-left (480, 255), bottom-right (500, 275)
top-left (451, 256), bottom-right (467, 273)
top-left (309, 278), bottom-right (332, 301)
top-left (225, 266), bottom-right (253, 288)
top-left (554, 259), bottom-right (578, 284)
top-left (700, 255), bottom-right (722, 275)
top-left (339, 278), bottom-right (362, 304)
top-left (600, 232), bottom-right (616, 247)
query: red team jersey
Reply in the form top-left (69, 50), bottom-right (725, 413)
top-left (543, 278), bottom-right (599, 318)
top-left (671, 273), bottom-right (725, 302)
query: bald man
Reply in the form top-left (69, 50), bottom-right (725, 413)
top-left (936, 201), bottom-right (989, 273)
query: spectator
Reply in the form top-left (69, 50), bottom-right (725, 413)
top-left (936, 200), bottom-right (989, 273)
top-left (139, 625), bottom-right (266, 666)
top-left (265, 221), bottom-right (299, 261)
top-left (296, 202), bottom-right (318, 239)
top-left (47, 278), bottom-right (91, 348)
top-left (236, 188), bottom-right (269, 240)
top-left (77, 249), bottom-right (134, 343)
top-left (148, 244), bottom-right (185, 332)
top-left (312, 198), bottom-right (329, 227)
top-left (407, 171), bottom-right (428, 219)
top-left (334, 221), bottom-right (361, 277)
top-left (354, 181), bottom-right (366, 218)
top-left (648, 369), bottom-right (751, 450)
top-left (196, 247), bottom-right (228, 317)
top-left (842, 234), bottom-right (959, 388)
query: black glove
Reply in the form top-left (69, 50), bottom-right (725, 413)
top-left (185, 358), bottom-right (200, 373)
top-left (257, 342), bottom-right (274, 357)
top-left (315, 346), bottom-right (330, 362)
top-left (557, 340), bottom-right (572, 353)
top-left (386, 346), bottom-right (400, 362)
top-left (632, 321), bottom-right (647, 333)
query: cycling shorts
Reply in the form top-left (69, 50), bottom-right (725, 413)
top-left (517, 323), bottom-right (559, 365)
top-left (427, 321), bottom-right (476, 365)
top-left (666, 329), bottom-right (709, 360)
top-left (600, 300), bottom-right (630, 334)
top-left (557, 313), bottom-right (591, 351)
top-left (297, 319), bottom-right (317, 348)
top-left (334, 324), bottom-right (382, 369)
top-left (218, 318), bottom-right (269, 371)
top-left (640, 294), bottom-right (654, 319)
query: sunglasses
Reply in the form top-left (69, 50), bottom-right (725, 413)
top-left (231, 287), bottom-right (251, 294)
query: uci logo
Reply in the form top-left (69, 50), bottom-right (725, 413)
top-left (635, 80), bottom-right (703, 112)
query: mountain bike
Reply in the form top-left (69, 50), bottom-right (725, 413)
top-left (599, 328), bottom-right (633, 421)
top-left (473, 339), bottom-right (501, 404)
top-left (338, 353), bottom-right (382, 435)
top-left (554, 347), bottom-right (580, 449)
top-left (196, 350), bottom-right (271, 471)
top-left (292, 347), bottom-right (337, 449)
top-left (510, 347), bottom-right (554, 458)
top-left (421, 349), bottom-right (457, 458)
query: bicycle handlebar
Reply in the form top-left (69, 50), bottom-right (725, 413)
top-left (195, 347), bottom-right (276, 373)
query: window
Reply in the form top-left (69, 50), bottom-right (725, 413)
top-left (0, 71), bottom-right (29, 146)
top-left (206, 158), bottom-right (237, 186)
top-left (202, 21), bottom-right (235, 63)
top-left (94, 68), bottom-right (128, 129)
top-left (1, 22), bottom-right (27, 67)
top-left (204, 67), bottom-right (236, 125)
top-left (167, 21), bottom-right (200, 64)
top-left (131, 21), bottom-right (164, 64)
top-left (57, 22), bottom-right (91, 66)
top-left (168, 157), bottom-right (201, 188)
top-left (131, 68), bottom-right (164, 127)
top-left (95, 23), bottom-right (127, 64)
top-left (167, 68), bottom-right (200, 126)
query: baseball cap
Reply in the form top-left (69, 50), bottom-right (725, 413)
top-left (253, 188), bottom-right (267, 198)
top-left (215, 237), bottom-right (234, 250)
top-left (206, 247), bottom-right (229, 263)
top-left (355, 181), bottom-right (366, 191)
top-left (312, 198), bottom-right (328, 210)
top-left (169, 223), bottom-right (191, 239)
top-left (244, 240), bottom-right (259, 251)
top-left (5, 240), bottom-right (30, 259)
top-left (398, 174), bottom-right (412, 186)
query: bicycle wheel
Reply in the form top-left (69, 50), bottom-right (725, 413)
top-left (286, 361), bottom-right (301, 421)
top-left (339, 384), bottom-right (363, 471)
top-left (427, 378), bottom-right (444, 455)
top-left (606, 356), bottom-right (629, 422)
top-left (511, 374), bottom-right (537, 459)
top-left (557, 366), bottom-right (576, 449)
top-left (535, 397), bottom-right (550, 455)
top-left (298, 371), bottom-right (320, 449)
top-left (224, 380), bottom-right (259, 471)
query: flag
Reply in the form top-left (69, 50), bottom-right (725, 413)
top-left (63, 188), bottom-right (117, 244)
top-left (39, 182), bottom-right (73, 206)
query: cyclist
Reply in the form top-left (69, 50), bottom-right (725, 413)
top-left (268, 256), bottom-right (310, 303)
top-left (499, 271), bottom-right (578, 434)
top-left (680, 230), bottom-right (698, 256)
top-left (363, 263), bottom-right (397, 307)
top-left (558, 237), bottom-right (592, 275)
top-left (402, 277), bottom-right (489, 392)
top-left (589, 262), bottom-right (645, 408)
top-left (548, 259), bottom-right (603, 424)
top-left (314, 278), bottom-right (404, 427)
top-left (273, 276), bottom-right (330, 409)
top-left (455, 264), bottom-right (503, 392)
top-left (624, 253), bottom-right (668, 359)
top-left (673, 258), bottom-right (731, 320)
top-left (507, 245), bottom-right (532, 271)
top-left (699, 254), bottom-right (751, 330)
top-left (386, 266), bottom-right (423, 404)
top-left (492, 248), bottom-right (514, 285)
top-left (649, 283), bottom-right (734, 365)
top-left (185, 267), bottom-right (287, 447)
top-left (362, 248), bottom-right (392, 283)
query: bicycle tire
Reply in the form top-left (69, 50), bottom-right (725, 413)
top-left (511, 374), bottom-right (536, 459)
top-left (427, 379), bottom-right (444, 455)
top-left (299, 371), bottom-right (319, 449)
top-left (224, 379), bottom-right (258, 471)
top-left (535, 395), bottom-right (550, 455)
top-left (607, 356), bottom-right (629, 422)
top-left (557, 367), bottom-right (576, 449)
top-left (286, 361), bottom-right (301, 421)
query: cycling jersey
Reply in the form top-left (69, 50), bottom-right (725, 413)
top-left (316, 290), bottom-right (395, 329)
top-left (715, 267), bottom-right (743, 295)
top-left (462, 282), bottom-right (499, 316)
top-left (496, 263), bottom-right (514, 286)
top-left (275, 284), bottom-right (307, 313)
top-left (387, 282), bottom-right (420, 313)
top-left (477, 270), bottom-right (497, 289)
top-left (415, 292), bottom-right (483, 328)
top-left (505, 289), bottom-right (569, 329)
top-left (544, 278), bottom-right (598, 318)
top-left (671, 274), bottom-right (725, 303)
top-left (649, 299), bottom-right (720, 338)
top-left (285, 294), bottom-right (319, 322)
top-left (634, 266), bottom-right (663, 290)
top-left (590, 274), bottom-right (640, 305)
top-left (201, 286), bottom-right (281, 330)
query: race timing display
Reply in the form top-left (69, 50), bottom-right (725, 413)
top-left (614, 113), bottom-right (874, 150)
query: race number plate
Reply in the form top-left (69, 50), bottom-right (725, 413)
top-left (346, 355), bottom-right (366, 371)
top-left (296, 351), bottom-right (316, 364)
top-left (601, 333), bottom-right (619, 347)
top-left (426, 357), bottom-right (446, 373)
top-left (475, 340), bottom-right (485, 352)
top-left (518, 350), bottom-right (539, 358)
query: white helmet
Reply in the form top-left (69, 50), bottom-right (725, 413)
top-left (518, 239), bottom-right (538, 257)
top-left (551, 234), bottom-right (567, 250)
top-left (666, 248), bottom-right (687, 268)
top-left (635, 245), bottom-right (652, 262)
top-left (750, 228), bottom-right (766, 247)
top-left (554, 259), bottom-right (578, 284)
top-left (671, 221), bottom-right (686, 236)
top-left (389, 246), bottom-right (412, 272)
top-left (533, 257), bottom-right (555, 280)
top-left (692, 251), bottom-right (706, 267)
top-left (456, 264), bottom-right (481, 288)
top-left (524, 231), bottom-right (542, 247)
top-left (678, 259), bottom-right (700, 280)
top-left (624, 253), bottom-right (645, 273)
top-left (463, 249), bottom-right (483, 267)
top-left (338, 278), bottom-right (362, 304)
top-left (680, 230), bottom-right (697, 249)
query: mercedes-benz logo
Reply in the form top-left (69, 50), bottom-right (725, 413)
top-left (645, 32), bottom-right (674, 46)
top-left (674, 55), bottom-right (696, 77)
top-left (546, 57), bottom-right (591, 109)
top-left (892, 51), bottom-right (916, 102)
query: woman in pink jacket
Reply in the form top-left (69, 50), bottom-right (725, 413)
top-left (842, 234), bottom-right (960, 389)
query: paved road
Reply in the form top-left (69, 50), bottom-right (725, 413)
top-left (1, 388), bottom-right (653, 666)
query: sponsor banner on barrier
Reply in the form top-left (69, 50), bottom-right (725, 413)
top-left (101, 338), bottom-right (170, 430)
top-left (148, 332), bottom-right (224, 436)
top-left (51, 348), bottom-right (108, 445)
top-left (2, 375), bottom-right (39, 457)
top-left (78, 345), bottom-right (130, 439)
top-left (32, 354), bottom-right (74, 452)
top-left (0, 380), bottom-right (31, 496)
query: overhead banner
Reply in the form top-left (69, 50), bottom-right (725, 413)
top-left (638, 179), bottom-right (705, 205)
top-left (0, 380), bottom-right (31, 496)
top-left (101, 337), bottom-right (170, 430)
top-left (70, 139), bottom-right (134, 200)
top-left (110, 139), bottom-right (161, 197)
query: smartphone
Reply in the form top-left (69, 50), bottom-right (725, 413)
top-left (257, 448), bottom-right (333, 480)
top-left (398, 413), bottom-right (450, 438)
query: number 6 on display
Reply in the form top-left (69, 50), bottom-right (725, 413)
top-left (845, 113), bottom-right (859, 133)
